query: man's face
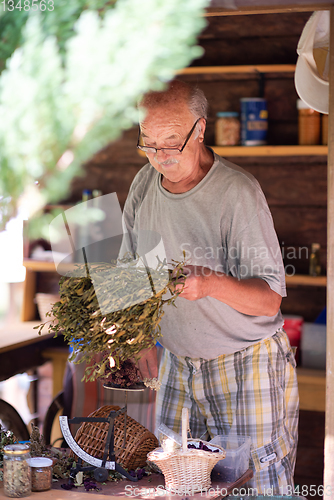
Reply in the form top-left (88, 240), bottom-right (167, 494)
top-left (139, 103), bottom-right (205, 189)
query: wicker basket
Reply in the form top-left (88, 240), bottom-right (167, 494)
top-left (147, 409), bottom-right (226, 493)
top-left (71, 405), bottom-right (159, 470)
top-left (147, 440), bottom-right (225, 493)
top-left (35, 293), bottom-right (60, 323)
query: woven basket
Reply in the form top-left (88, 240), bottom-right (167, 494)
top-left (147, 409), bottom-right (225, 493)
top-left (71, 405), bottom-right (159, 470)
top-left (147, 439), bottom-right (225, 493)
top-left (35, 293), bottom-right (60, 323)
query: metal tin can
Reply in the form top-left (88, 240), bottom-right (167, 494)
top-left (240, 98), bottom-right (268, 146)
top-left (215, 112), bottom-right (240, 146)
top-left (3, 444), bottom-right (31, 498)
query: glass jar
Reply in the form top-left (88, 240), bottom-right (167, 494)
top-left (3, 444), bottom-right (31, 498)
top-left (215, 112), bottom-right (240, 146)
top-left (309, 243), bottom-right (321, 277)
top-left (322, 114), bottom-right (328, 145)
top-left (27, 457), bottom-right (53, 491)
top-left (297, 99), bottom-right (321, 145)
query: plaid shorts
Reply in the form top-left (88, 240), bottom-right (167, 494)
top-left (155, 329), bottom-right (299, 495)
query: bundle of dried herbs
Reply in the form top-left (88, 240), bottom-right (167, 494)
top-left (37, 255), bottom-right (185, 385)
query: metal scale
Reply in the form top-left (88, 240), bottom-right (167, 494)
top-left (59, 384), bottom-right (145, 484)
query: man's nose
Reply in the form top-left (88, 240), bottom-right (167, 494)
top-left (154, 149), bottom-right (169, 161)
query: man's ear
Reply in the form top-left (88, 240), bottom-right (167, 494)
top-left (198, 118), bottom-right (206, 143)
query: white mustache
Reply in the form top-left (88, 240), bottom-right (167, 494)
top-left (157, 159), bottom-right (179, 166)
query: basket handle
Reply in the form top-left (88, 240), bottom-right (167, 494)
top-left (182, 407), bottom-right (188, 452)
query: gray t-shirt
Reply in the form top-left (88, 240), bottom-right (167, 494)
top-left (121, 152), bottom-right (286, 359)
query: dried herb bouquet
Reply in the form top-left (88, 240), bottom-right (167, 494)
top-left (36, 255), bottom-right (186, 388)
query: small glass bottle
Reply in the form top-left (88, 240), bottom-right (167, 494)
top-left (309, 243), bottom-right (321, 277)
top-left (28, 457), bottom-right (53, 492)
top-left (3, 444), bottom-right (31, 498)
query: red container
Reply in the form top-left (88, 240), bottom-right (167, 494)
top-left (283, 316), bottom-right (304, 365)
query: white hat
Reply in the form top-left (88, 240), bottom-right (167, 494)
top-left (294, 10), bottom-right (329, 114)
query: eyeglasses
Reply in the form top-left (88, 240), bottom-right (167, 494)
top-left (137, 117), bottom-right (202, 156)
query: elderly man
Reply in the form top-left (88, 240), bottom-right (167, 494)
top-left (121, 80), bottom-right (298, 494)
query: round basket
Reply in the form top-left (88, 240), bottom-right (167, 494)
top-left (71, 405), bottom-right (159, 471)
top-left (35, 293), bottom-right (60, 323)
top-left (147, 439), bottom-right (226, 493)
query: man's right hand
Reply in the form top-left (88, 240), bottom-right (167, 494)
top-left (135, 345), bottom-right (159, 380)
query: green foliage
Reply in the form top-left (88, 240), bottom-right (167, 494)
top-left (0, 0), bottom-right (115, 72)
top-left (0, 0), bottom-right (208, 231)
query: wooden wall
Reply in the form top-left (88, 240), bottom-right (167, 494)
top-left (67, 11), bottom-right (327, 322)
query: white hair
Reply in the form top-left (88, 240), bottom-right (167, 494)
top-left (188, 86), bottom-right (208, 120)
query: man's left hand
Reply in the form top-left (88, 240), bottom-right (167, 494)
top-left (174, 265), bottom-right (211, 300)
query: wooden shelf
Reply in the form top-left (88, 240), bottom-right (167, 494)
top-left (285, 274), bottom-right (327, 287)
top-left (23, 259), bottom-right (57, 272)
top-left (211, 145), bottom-right (328, 157)
top-left (138, 145), bottom-right (327, 158)
top-left (177, 64), bottom-right (296, 75)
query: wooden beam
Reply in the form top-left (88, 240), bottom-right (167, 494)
top-left (177, 65), bottom-right (296, 75)
top-left (205, 3), bottom-right (333, 16)
top-left (324, 6), bottom-right (334, 499)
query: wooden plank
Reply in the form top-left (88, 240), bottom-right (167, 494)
top-left (281, 286), bottom-right (326, 322)
top-left (297, 368), bottom-right (326, 412)
top-left (0, 321), bottom-right (46, 353)
top-left (286, 275), bottom-right (327, 287)
top-left (205, 3), bottom-right (332, 16)
top-left (23, 259), bottom-right (57, 272)
top-left (270, 205), bottom-right (327, 251)
top-left (244, 161), bottom-right (327, 207)
top-left (177, 64), bottom-right (296, 75)
top-left (212, 145), bottom-right (328, 156)
top-left (200, 12), bottom-right (311, 38)
top-left (324, 7), bottom-right (334, 498)
top-left (20, 268), bottom-right (37, 322)
top-left (295, 410), bottom-right (325, 499)
top-left (0, 326), bottom-right (66, 382)
top-left (138, 145), bottom-right (328, 158)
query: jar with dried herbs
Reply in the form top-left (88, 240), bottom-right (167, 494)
top-left (27, 457), bottom-right (53, 491)
top-left (3, 444), bottom-right (31, 498)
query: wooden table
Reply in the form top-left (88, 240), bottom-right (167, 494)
top-left (0, 321), bottom-right (67, 383)
top-left (0, 470), bottom-right (253, 499)
top-left (0, 320), bottom-right (67, 434)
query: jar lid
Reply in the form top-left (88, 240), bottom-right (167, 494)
top-left (27, 457), bottom-right (53, 468)
top-left (4, 444), bottom-right (30, 455)
top-left (216, 111), bottom-right (239, 117)
top-left (240, 98), bottom-right (266, 102)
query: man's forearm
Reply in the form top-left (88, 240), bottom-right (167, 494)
top-left (178, 266), bottom-right (282, 317)
top-left (207, 272), bottom-right (282, 317)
